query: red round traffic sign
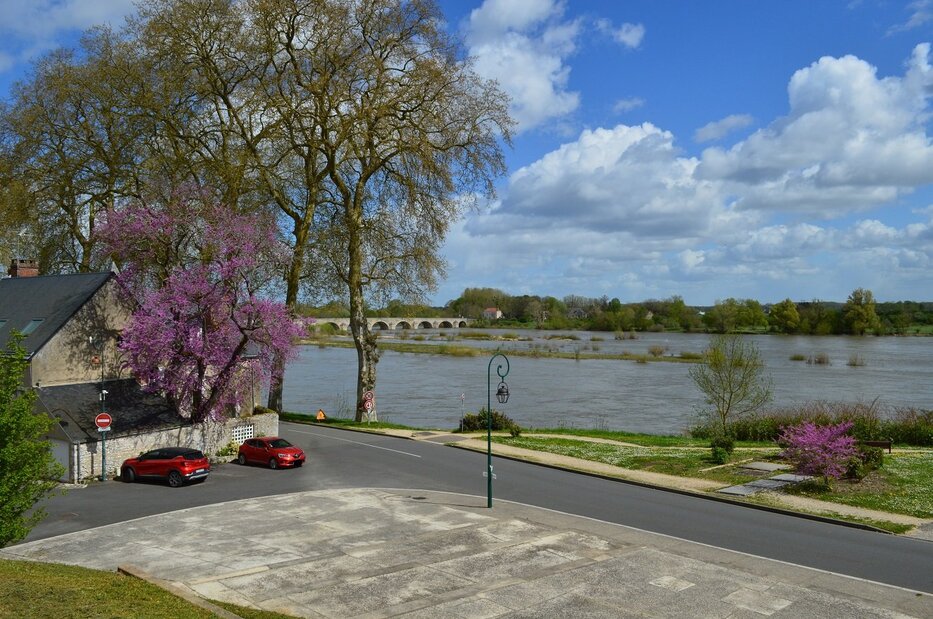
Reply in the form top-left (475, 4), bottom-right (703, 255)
top-left (95, 413), bottom-right (113, 429)
top-left (363, 399), bottom-right (374, 411)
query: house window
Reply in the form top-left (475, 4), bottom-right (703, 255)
top-left (20, 319), bottom-right (43, 335)
top-left (231, 424), bottom-right (255, 444)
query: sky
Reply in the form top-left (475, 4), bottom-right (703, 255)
top-left (1, 1), bottom-right (932, 306)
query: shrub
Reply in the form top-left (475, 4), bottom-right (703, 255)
top-left (460, 408), bottom-right (517, 432)
top-left (215, 441), bottom-right (239, 457)
top-left (789, 354), bottom-right (807, 361)
top-left (509, 425), bottom-right (522, 438)
top-left (847, 353), bottom-right (866, 367)
top-left (710, 446), bottom-right (729, 465)
top-left (253, 405), bottom-right (275, 415)
top-left (709, 434), bottom-right (735, 454)
top-left (778, 421), bottom-right (858, 487)
top-left (648, 345), bottom-right (667, 357)
top-left (807, 352), bottom-right (831, 365)
top-left (845, 445), bottom-right (883, 480)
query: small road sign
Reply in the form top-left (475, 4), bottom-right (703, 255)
top-left (363, 390), bottom-right (374, 402)
top-left (363, 399), bottom-right (374, 411)
top-left (95, 413), bottom-right (113, 430)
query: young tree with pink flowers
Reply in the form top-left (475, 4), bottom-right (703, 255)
top-left (778, 421), bottom-right (858, 488)
top-left (97, 187), bottom-right (308, 423)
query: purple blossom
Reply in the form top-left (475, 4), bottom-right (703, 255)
top-left (97, 186), bottom-right (311, 422)
top-left (778, 421), bottom-right (858, 485)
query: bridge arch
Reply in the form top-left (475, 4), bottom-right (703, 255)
top-left (372, 321), bottom-right (391, 331)
top-left (417, 321), bottom-right (433, 329)
top-left (438, 320), bottom-right (454, 328)
top-left (395, 321), bottom-right (412, 330)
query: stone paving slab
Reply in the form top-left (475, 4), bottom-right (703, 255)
top-left (771, 473), bottom-right (813, 483)
top-left (718, 485), bottom-right (764, 496)
top-left (740, 461), bottom-right (792, 472)
top-left (2, 489), bottom-right (930, 618)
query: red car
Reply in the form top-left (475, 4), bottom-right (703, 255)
top-left (237, 437), bottom-right (306, 469)
top-left (121, 447), bottom-right (210, 487)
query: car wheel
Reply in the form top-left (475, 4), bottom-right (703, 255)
top-left (294, 461), bottom-right (303, 467)
top-left (122, 467), bottom-right (136, 483)
top-left (167, 470), bottom-right (184, 488)
top-left (268, 458), bottom-right (278, 470)
top-left (237, 453), bottom-right (246, 466)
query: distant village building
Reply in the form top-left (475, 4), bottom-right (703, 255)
top-left (483, 307), bottom-right (503, 320)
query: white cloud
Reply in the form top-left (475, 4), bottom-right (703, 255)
top-left (694, 114), bottom-right (754, 142)
top-left (888, 0), bottom-right (932, 34)
top-left (612, 97), bottom-right (645, 113)
top-left (596, 19), bottom-right (645, 49)
top-left (465, 0), bottom-right (581, 132)
top-left (0, 0), bottom-right (136, 72)
top-left (697, 44), bottom-right (933, 217)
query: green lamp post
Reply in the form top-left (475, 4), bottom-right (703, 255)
top-left (486, 352), bottom-right (510, 508)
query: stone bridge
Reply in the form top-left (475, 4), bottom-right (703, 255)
top-left (318, 317), bottom-right (475, 332)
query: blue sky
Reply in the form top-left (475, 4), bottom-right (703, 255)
top-left (2, 1), bottom-right (932, 305)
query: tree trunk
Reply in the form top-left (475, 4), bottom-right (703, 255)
top-left (266, 217), bottom-right (310, 412)
top-left (347, 220), bottom-right (378, 422)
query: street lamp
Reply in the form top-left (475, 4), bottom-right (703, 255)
top-left (486, 351), bottom-right (510, 508)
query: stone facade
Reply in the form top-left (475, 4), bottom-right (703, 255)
top-left (72, 412), bottom-right (279, 482)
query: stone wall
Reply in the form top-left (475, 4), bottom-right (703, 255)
top-left (72, 412), bottom-right (278, 482)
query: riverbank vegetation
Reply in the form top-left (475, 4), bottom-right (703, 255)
top-left (303, 287), bottom-right (933, 336)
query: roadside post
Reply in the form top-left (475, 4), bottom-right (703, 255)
top-left (363, 390), bottom-right (375, 423)
top-left (486, 352), bottom-right (510, 508)
top-left (95, 413), bottom-right (112, 481)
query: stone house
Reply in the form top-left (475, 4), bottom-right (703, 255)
top-left (0, 260), bottom-right (276, 483)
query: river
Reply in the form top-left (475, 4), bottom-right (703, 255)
top-left (283, 330), bottom-right (932, 434)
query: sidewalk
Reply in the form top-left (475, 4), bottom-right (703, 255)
top-left (3, 488), bottom-right (930, 618)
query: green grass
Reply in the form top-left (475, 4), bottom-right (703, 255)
top-left (0, 559), bottom-right (296, 619)
top-left (782, 451), bottom-right (933, 518)
top-left (526, 428), bottom-right (709, 447)
top-left (279, 411), bottom-right (428, 431)
top-left (490, 436), bottom-right (777, 483)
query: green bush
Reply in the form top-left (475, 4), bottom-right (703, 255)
top-left (844, 445), bottom-right (883, 481)
top-left (710, 446), bottom-right (729, 464)
top-left (460, 408), bottom-right (517, 432)
top-left (690, 404), bottom-right (933, 447)
top-left (509, 425), bottom-right (522, 438)
top-left (215, 441), bottom-right (239, 457)
top-left (709, 434), bottom-right (735, 454)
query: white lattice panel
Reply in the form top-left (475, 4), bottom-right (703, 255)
top-left (231, 424), bottom-right (255, 444)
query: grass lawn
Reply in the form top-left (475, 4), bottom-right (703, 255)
top-left (783, 451), bottom-right (933, 519)
top-left (490, 435), bottom-right (779, 485)
top-left (0, 559), bottom-right (296, 619)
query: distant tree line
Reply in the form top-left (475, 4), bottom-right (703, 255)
top-left (323, 286), bottom-right (932, 336)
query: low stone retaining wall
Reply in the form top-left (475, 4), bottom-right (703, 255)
top-left (71, 413), bottom-right (278, 482)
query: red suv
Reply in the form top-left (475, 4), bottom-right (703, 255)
top-left (237, 437), bottom-right (306, 469)
top-left (121, 447), bottom-right (211, 487)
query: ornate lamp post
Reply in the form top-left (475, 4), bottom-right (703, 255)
top-left (486, 352), bottom-right (510, 508)
top-left (89, 335), bottom-right (108, 481)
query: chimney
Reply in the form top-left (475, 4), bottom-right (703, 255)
top-left (8, 259), bottom-right (39, 278)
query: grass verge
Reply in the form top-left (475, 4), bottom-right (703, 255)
top-left (278, 411), bottom-right (426, 431)
top-left (0, 559), bottom-right (296, 619)
top-left (490, 436), bottom-right (778, 484)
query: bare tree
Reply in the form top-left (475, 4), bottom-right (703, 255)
top-left (689, 335), bottom-right (772, 435)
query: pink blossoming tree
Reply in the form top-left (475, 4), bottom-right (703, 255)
top-left (778, 421), bottom-right (858, 488)
top-left (97, 187), bottom-right (309, 422)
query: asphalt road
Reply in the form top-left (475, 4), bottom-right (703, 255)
top-left (25, 421), bottom-right (933, 594)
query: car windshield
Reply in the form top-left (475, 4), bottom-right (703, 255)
top-left (269, 439), bottom-right (292, 448)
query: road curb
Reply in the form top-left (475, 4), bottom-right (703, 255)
top-left (445, 442), bottom-right (895, 535)
top-left (283, 419), bottom-right (896, 535)
top-left (118, 564), bottom-right (245, 619)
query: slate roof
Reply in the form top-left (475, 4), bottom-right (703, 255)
top-left (0, 272), bottom-right (113, 356)
top-left (35, 378), bottom-right (190, 442)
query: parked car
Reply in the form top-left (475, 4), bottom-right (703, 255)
top-left (121, 447), bottom-right (211, 487)
top-left (237, 437), bottom-right (306, 469)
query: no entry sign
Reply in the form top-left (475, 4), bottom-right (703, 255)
top-left (95, 413), bottom-right (113, 430)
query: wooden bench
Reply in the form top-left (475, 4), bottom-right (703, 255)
top-left (860, 439), bottom-right (892, 453)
